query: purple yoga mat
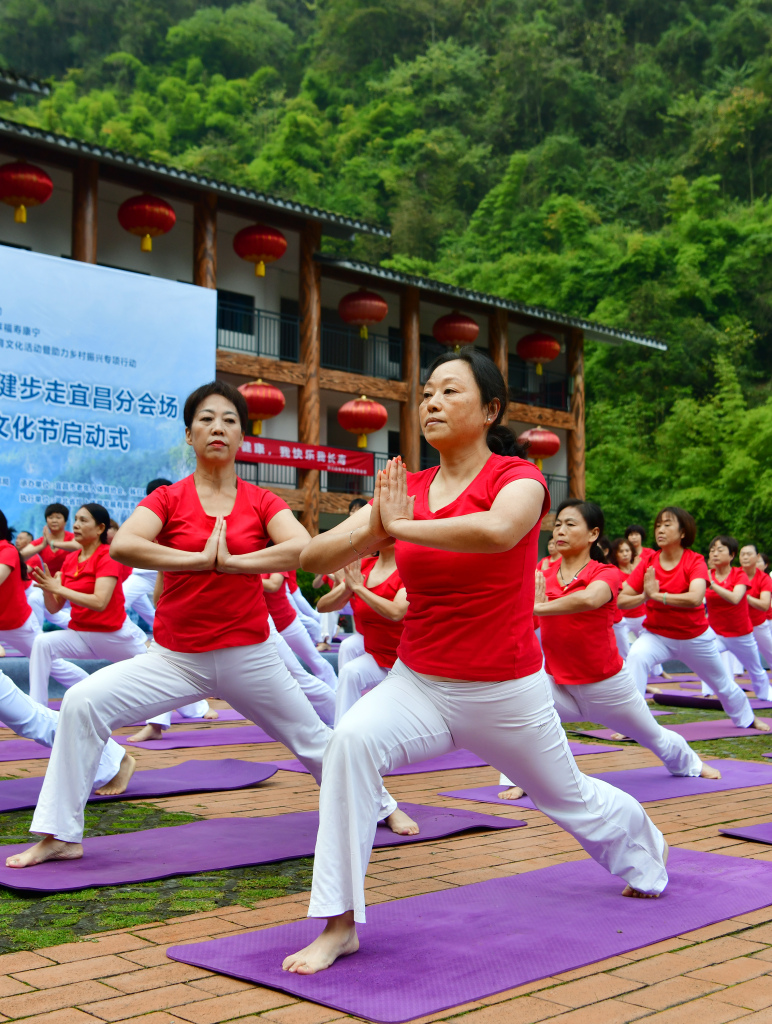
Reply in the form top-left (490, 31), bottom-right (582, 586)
top-left (654, 693), bottom-right (772, 711)
top-left (272, 741), bottom-right (623, 776)
top-left (0, 804), bottom-right (523, 893)
top-left (0, 759), bottom-right (277, 814)
top-left (0, 740), bottom-right (49, 761)
top-left (720, 822), bottom-right (772, 845)
top-left (575, 718), bottom-right (772, 742)
top-left (168, 848), bottom-right (772, 1024)
top-left (439, 759), bottom-right (772, 810)
top-left (121, 724), bottom-right (275, 749)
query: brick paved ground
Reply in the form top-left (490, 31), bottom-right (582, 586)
top-left (2, 699), bottom-right (772, 1024)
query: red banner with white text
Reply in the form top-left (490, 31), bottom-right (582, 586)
top-left (237, 437), bottom-right (374, 476)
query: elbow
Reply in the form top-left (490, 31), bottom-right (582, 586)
top-left (300, 538), bottom-right (327, 573)
top-left (109, 536), bottom-right (131, 565)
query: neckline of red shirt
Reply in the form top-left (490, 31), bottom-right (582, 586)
top-left (185, 473), bottom-right (244, 520)
top-left (420, 453), bottom-right (494, 516)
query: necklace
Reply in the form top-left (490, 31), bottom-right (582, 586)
top-left (558, 559), bottom-right (590, 587)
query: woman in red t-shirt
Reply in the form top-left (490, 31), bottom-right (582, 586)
top-left (27, 503), bottom-right (148, 706)
top-left (619, 508), bottom-right (764, 731)
top-left (285, 569), bottom-right (322, 643)
top-left (284, 350), bottom-right (668, 976)
top-left (20, 505), bottom-right (78, 629)
top-left (498, 499), bottom-right (716, 801)
top-left (317, 541), bottom-right (408, 723)
top-left (9, 382), bottom-right (409, 872)
top-left (608, 537), bottom-right (662, 684)
top-left (625, 524), bottom-right (654, 568)
top-left (705, 536), bottom-right (770, 700)
top-left (739, 543), bottom-right (772, 674)
top-left (537, 536), bottom-right (561, 574)
top-left (262, 571), bottom-right (338, 691)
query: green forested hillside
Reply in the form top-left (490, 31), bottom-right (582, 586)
top-left (3, 0), bottom-right (772, 545)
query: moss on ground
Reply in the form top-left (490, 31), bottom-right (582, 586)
top-left (0, 801), bottom-right (312, 954)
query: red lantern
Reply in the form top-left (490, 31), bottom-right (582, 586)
top-left (118, 193), bottom-right (176, 252)
top-left (0, 161), bottom-right (53, 223)
top-left (238, 379), bottom-right (285, 436)
top-left (516, 331), bottom-right (561, 376)
top-left (337, 395), bottom-right (388, 448)
top-left (338, 289), bottom-right (388, 339)
top-left (517, 428), bottom-right (561, 471)
top-left (432, 311), bottom-right (479, 352)
top-left (233, 224), bottom-right (287, 277)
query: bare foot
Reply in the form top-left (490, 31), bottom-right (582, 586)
top-left (385, 808), bottom-right (419, 835)
top-left (646, 685), bottom-right (662, 694)
top-left (610, 732), bottom-right (629, 741)
top-left (282, 912), bottom-right (359, 974)
top-left (498, 786), bottom-right (525, 800)
top-left (203, 709), bottom-right (219, 720)
top-left (94, 752), bottom-right (136, 796)
top-left (622, 841), bottom-right (669, 898)
top-left (752, 717), bottom-right (771, 732)
top-left (6, 835), bottom-right (83, 868)
top-left (316, 642), bottom-right (332, 652)
top-left (700, 763), bottom-right (722, 780)
top-left (127, 723), bottom-right (164, 742)
top-left (0, 644), bottom-right (5, 657)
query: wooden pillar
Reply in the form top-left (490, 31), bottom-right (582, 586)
top-left (298, 220), bottom-right (322, 534)
top-left (71, 158), bottom-right (98, 263)
top-left (399, 285), bottom-right (421, 472)
top-left (193, 193), bottom-right (217, 288)
top-left (567, 328), bottom-right (585, 499)
top-left (488, 307), bottom-right (509, 423)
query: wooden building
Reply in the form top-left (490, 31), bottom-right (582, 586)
top-left (0, 114), bottom-right (666, 535)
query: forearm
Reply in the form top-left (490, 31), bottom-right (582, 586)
top-left (111, 536), bottom-right (208, 572)
top-left (301, 524), bottom-right (384, 573)
top-left (388, 511), bottom-right (521, 554)
top-left (710, 583), bottom-right (742, 604)
top-left (618, 591), bottom-right (646, 610)
top-left (748, 594), bottom-right (769, 612)
top-left (316, 584), bottom-right (352, 613)
top-left (351, 586), bottom-right (404, 621)
top-left (221, 538), bottom-right (306, 575)
top-left (50, 539), bottom-right (81, 552)
top-left (648, 591), bottom-right (703, 608)
top-left (21, 541), bottom-right (45, 558)
top-left (42, 590), bottom-right (64, 614)
top-left (535, 593), bottom-right (603, 616)
top-left (54, 586), bottom-right (107, 611)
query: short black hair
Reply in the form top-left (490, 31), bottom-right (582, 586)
top-left (654, 506), bottom-right (697, 548)
top-left (349, 497), bottom-right (368, 513)
top-left (183, 381), bottom-right (249, 434)
top-left (625, 524), bottom-right (646, 542)
top-left (709, 535), bottom-right (739, 559)
top-left (44, 502), bottom-right (69, 520)
top-left (146, 478), bottom-right (172, 494)
top-left (79, 503), bottom-right (111, 544)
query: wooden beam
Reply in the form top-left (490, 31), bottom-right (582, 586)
top-left (193, 193), bottom-right (217, 288)
top-left (318, 368), bottom-right (407, 402)
top-left (261, 486), bottom-right (304, 512)
top-left (399, 285), bottom-right (421, 472)
top-left (216, 351), bottom-right (308, 387)
top-left (71, 158), bottom-right (98, 263)
top-left (320, 491), bottom-right (368, 514)
top-left (567, 328), bottom-right (585, 499)
top-left (488, 308), bottom-right (509, 424)
top-left (507, 402), bottom-right (575, 431)
top-left (298, 220), bottom-right (322, 535)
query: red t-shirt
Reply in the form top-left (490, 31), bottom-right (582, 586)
top-left (746, 569), bottom-right (772, 628)
top-left (262, 572), bottom-right (297, 632)
top-left (350, 557), bottom-right (405, 669)
top-left (62, 545), bottom-right (126, 632)
top-left (32, 532), bottom-right (75, 574)
top-left (633, 547), bottom-right (655, 567)
top-left (539, 561), bottom-right (623, 685)
top-left (0, 540), bottom-right (31, 629)
top-left (395, 454), bottom-right (549, 681)
top-left (23, 553), bottom-right (43, 590)
top-left (116, 562), bottom-right (133, 583)
top-left (705, 566), bottom-right (753, 637)
top-left (626, 548), bottom-right (709, 640)
top-left (537, 555), bottom-right (561, 573)
top-left (140, 475), bottom-right (287, 653)
top-left (286, 570), bottom-right (299, 593)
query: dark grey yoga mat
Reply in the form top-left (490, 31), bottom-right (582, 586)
top-left (0, 804), bottom-right (524, 892)
top-left (167, 848), bottom-right (772, 1024)
top-left (439, 759), bottom-right (772, 810)
top-left (121, 724), bottom-right (275, 749)
top-left (574, 718), bottom-right (772, 742)
top-left (654, 692), bottom-right (772, 711)
top-left (0, 759), bottom-right (277, 813)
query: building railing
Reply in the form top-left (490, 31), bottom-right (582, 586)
top-left (321, 325), bottom-right (402, 381)
top-left (509, 358), bottom-right (571, 412)
top-left (320, 452), bottom-right (389, 496)
top-left (236, 460), bottom-right (297, 489)
top-left (544, 473), bottom-right (569, 510)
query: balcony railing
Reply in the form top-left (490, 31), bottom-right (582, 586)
top-left (321, 452), bottom-right (389, 495)
top-left (236, 460), bottom-right (297, 489)
top-left (544, 473), bottom-right (569, 510)
top-left (509, 358), bottom-right (570, 412)
top-left (321, 325), bottom-right (402, 380)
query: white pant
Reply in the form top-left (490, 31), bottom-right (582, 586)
top-left (123, 571), bottom-right (156, 628)
top-left (500, 667), bottom-right (701, 786)
top-left (0, 611), bottom-right (89, 690)
top-left (624, 619), bottom-right (662, 676)
top-left (334, 653), bottom-right (389, 725)
top-left (310, 660), bottom-right (668, 922)
top-left (318, 611), bottom-right (339, 643)
top-left (0, 668), bottom-right (124, 788)
top-left (27, 586), bottom-right (71, 628)
top-left (753, 622), bottom-right (772, 671)
top-left (280, 617), bottom-right (338, 691)
top-left (289, 588), bottom-right (321, 643)
top-left (627, 628), bottom-right (754, 727)
top-left (269, 617), bottom-right (336, 726)
top-left (612, 621), bottom-right (631, 660)
top-left (337, 632), bottom-right (365, 674)
top-left (31, 640), bottom-right (397, 842)
top-left (146, 700), bottom-right (211, 729)
top-left (708, 634), bottom-right (771, 700)
top-left (29, 619), bottom-right (148, 705)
